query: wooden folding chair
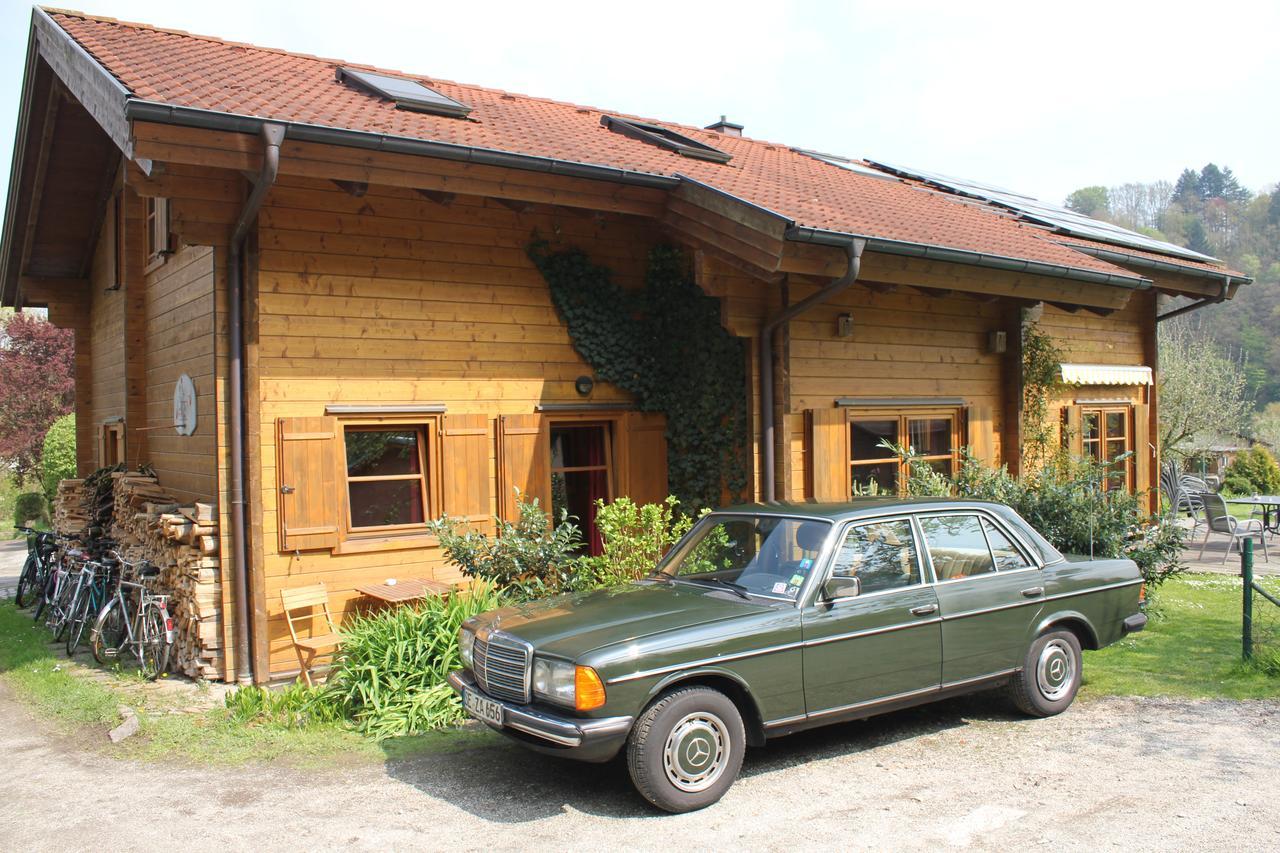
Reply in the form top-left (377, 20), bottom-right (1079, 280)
top-left (280, 583), bottom-right (343, 686)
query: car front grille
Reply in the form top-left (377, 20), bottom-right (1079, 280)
top-left (474, 630), bottom-right (531, 704)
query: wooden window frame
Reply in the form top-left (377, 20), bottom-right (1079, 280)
top-left (99, 422), bottom-right (125, 468)
top-left (549, 420), bottom-right (617, 502)
top-left (337, 416), bottom-right (442, 548)
top-left (144, 196), bottom-right (171, 272)
top-left (1081, 405), bottom-right (1132, 492)
top-left (846, 406), bottom-right (963, 496)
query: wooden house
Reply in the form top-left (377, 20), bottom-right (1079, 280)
top-left (0, 9), bottom-right (1248, 683)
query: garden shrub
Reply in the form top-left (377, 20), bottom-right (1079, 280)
top-left (322, 585), bottom-right (503, 737)
top-left (571, 496), bottom-right (696, 590)
top-left (13, 491), bottom-right (48, 529)
top-left (893, 444), bottom-right (1185, 592)
top-left (430, 492), bottom-right (582, 599)
top-left (1222, 446), bottom-right (1280, 496)
top-left (40, 413), bottom-right (76, 503)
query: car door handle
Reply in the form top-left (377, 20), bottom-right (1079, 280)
top-left (910, 604), bottom-right (938, 616)
top-left (1021, 587), bottom-right (1045, 598)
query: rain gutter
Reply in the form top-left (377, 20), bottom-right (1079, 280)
top-left (786, 226), bottom-right (1151, 289)
top-left (1064, 243), bottom-right (1250, 286)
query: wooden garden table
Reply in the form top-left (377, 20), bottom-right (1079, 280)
top-left (354, 577), bottom-right (451, 606)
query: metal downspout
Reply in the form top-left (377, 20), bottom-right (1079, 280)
top-left (758, 238), bottom-right (864, 502)
top-left (229, 123), bottom-right (285, 683)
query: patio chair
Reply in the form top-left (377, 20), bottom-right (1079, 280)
top-left (1198, 492), bottom-right (1270, 565)
top-left (281, 582), bottom-right (344, 686)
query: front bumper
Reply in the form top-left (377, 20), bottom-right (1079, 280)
top-left (447, 670), bottom-right (633, 763)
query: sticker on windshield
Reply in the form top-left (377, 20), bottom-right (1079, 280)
top-left (789, 573), bottom-right (805, 586)
top-left (771, 582), bottom-right (788, 594)
top-left (798, 558), bottom-right (813, 569)
top-left (786, 585), bottom-right (801, 597)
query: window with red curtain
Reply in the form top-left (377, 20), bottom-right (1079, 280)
top-left (550, 423), bottom-right (614, 556)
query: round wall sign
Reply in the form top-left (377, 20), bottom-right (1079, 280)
top-left (173, 373), bottom-right (197, 436)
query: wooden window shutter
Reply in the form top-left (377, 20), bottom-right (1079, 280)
top-left (497, 414), bottom-right (551, 521)
top-left (277, 416), bottom-right (341, 551)
top-left (966, 404), bottom-right (996, 466)
top-left (1063, 406), bottom-right (1084, 458)
top-left (624, 412), bottom-right (668, 506)
top-left (442, 414), bottom-right (493, 532)
top-left (1132, 403), bottom-right (1151, 507)
top-left (808, 408), bottom-right (850, 501)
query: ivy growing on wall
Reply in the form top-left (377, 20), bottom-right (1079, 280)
top-left (1021, 321), bottom-right (1066, 470)
top-left (528, 241), bottom-right (749, 510)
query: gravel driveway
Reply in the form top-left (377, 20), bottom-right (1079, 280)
top-left (1, 684), bottom-right (1277, 852)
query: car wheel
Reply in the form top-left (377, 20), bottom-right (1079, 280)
top-left (1008, 629), bottom-right (1082, 717)
top-left (626, 686), bottom-right (746, 813)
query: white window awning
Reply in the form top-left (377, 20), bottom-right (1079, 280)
top-left (1059, 363), bottom-right (1153, 386)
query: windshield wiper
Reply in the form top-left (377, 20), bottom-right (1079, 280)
top-left (686, 576), bottom-right (752, 601)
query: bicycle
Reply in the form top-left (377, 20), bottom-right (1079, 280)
top-left (89, 553), bottom-right (174, 680)
top-left (63, 555), bottom-right (117, 657)
top-left (14, 527), bottom-right (61, 610)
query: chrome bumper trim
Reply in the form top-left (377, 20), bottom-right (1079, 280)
top-left (447, 670), bottom-right (633, 749)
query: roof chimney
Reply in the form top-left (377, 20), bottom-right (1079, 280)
top-left (705, 115), bottom-right (743, 137)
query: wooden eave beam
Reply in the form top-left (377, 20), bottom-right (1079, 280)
top-left (331, 179), bottom-right (368, 197)
top-left (414, 188), bottom-right (455, 206)
top-left (129, 122), bottom-right (668, 218)
top-left (780, 242), bottom-right (1137, 311)
top-left (18, 85), bottom-right (60, 285)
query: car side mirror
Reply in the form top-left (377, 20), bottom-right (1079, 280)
top-left (823, 574), bottom-right (860, 601)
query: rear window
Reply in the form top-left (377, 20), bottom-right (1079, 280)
top-left (989, 505), bottom-right (1062, 565)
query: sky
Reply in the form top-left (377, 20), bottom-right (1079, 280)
top-left (0, 0), bottom-right (1276, 206)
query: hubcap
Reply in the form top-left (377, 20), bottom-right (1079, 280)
top-left (663, 712), bottom-right (730, 793)
top-left (1036, 639), bottom-right (1075, 701)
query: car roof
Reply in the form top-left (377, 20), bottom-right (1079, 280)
top-left (710, 497), bottom-right (1011, 522)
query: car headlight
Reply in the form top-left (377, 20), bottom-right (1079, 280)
top-left (532, 657), bottom-right (606, 711)
top-left (459, 627), bottom-right (475, 669)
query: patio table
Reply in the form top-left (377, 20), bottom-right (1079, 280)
top-left (1224, 496), bottom-right (1280, 535)
top-left (354, 577), bottom-right (452, 606)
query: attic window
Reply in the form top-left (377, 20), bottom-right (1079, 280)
top-left (337, 68), bottom-right (472, 118)
top-left (600, 116), bottom-right (731, 163)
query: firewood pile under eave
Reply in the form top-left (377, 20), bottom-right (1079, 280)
top-left (55, 473), bottom-right (224, 681)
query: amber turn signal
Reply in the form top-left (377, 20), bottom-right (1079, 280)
top-left (574, 666), bottom-right (606, 711)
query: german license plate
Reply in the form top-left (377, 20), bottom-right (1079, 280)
top-left (464, 688), bottom-right (503, 726)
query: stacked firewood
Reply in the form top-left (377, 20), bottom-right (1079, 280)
top-left (56, 472), bottom-right (225, 681)
top-left (106, 473), bottom-right (225, 681)
top-left (53, 479), bottom-right (89, 535)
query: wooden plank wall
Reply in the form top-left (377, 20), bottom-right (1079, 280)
top-left (254, 176), bottom-right (655, 676)
top-left (142, 243), bottom-right (217, 501)
top-left (82, 211), bottom-right (124, 472)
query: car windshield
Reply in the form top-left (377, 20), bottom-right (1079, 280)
top-left (655, 515), bottom-right (832, 601)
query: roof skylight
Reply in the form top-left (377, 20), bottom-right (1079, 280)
top-left (600, 116), bottom-right (731, 163)
top-left (337, 68), bottom-right (472, 118)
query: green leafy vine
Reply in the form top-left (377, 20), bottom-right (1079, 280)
top-left (1021, 322), bottom-right (1066, 470)
top-left (528, 241), bottom-right (748, 510)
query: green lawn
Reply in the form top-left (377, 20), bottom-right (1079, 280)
top-left (0, 601), bottom-right (491, 765)
top-left (1084, 573), bottom-right (1280, 700)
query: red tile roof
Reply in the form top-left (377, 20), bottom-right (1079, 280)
top-left (43, 9), bottom-right (1233, 283)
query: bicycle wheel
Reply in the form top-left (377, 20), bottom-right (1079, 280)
top-left (51, 576), bottom-right (79, 641)
top-left (32, 569), bottom-right (55, 623)
top-left (90, 599), bottom-right (126, 665)
top-left (66, 591), bottom-right (93, 657)
top-left (139, 602), bottom-right (171, 681)
top-left (14, 553), bottom-right (38, 609)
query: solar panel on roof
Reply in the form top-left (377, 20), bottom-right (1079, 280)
top-left (793, 149), bottom-right (896, 180)
top-left (337, 68), bottom-right (472, 118)
top-left (865, 159), bottom-right (1220, 264)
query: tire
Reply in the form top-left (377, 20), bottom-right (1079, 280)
top-left (139, 603), bottom-right (170, 681)
top-left (90, 599), bottom-right (126, 665)
top-left (1007, 629), bottom-right (1082, 717)
top-left (52, 578), bottom-right (79, 642)
top-left (625, 687), bottom-right (746, 813)
top-left (65, 593), bottom-right (89, 657)
top-left (14, 554), bottom-right (38, 609)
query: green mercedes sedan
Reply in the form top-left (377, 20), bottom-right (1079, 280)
top-left (448, 499), bottom-right (1146, 812)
